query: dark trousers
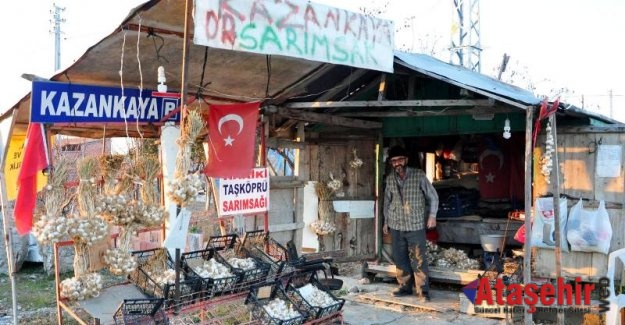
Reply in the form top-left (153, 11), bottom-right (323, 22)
top-left (390, 228), bottom-right (430, 295)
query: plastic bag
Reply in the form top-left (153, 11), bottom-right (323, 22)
top-left (567, 199), bottom-right (612, 254)
top-left (514, 224), bottom-right (527, 244)
top-left (530, 197), bottom-right (568, 251)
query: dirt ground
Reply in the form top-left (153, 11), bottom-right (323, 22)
top-left (0, 261), bottom-right (601, 325)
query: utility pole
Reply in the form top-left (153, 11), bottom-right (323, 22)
top-left (50, 3), bottom-right (66, 71)
top-left (450, 0), bottom-right (482, 72)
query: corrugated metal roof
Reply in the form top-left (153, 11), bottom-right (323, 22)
top-left (395, 51), bottom-right (542, 107)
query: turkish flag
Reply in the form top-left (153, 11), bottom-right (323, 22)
top-left (14, 123), bottom-right (49, 235)
top-left (204, 102), bottom-right (260, 178)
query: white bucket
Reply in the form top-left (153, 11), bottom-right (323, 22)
top-left (480, 234), bottom-right (507, 252)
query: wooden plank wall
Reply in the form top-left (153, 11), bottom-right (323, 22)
top-left (533, 129), bottom-right (625, 280)
top-left (309, 138), bottom-right (377, 259)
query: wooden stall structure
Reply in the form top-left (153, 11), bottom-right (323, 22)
top-left (2, 1), bottom-right (625, 324)
top-left (533, 125), bottom-right (625, 281)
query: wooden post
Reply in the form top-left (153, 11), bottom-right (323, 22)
top-left (550, 114), bottom-right (565, 325)
top-left (0, 172), bottom-right (18, 325)
top-left (523, 105), bottom-right (534, 325)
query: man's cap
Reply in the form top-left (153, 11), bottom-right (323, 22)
top-left (388, 145), bottom-right (408, 159)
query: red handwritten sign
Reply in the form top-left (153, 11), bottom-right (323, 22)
top-left (194, 0), bottom-right (395, 72)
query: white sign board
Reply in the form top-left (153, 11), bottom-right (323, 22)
top-left (216, 167), bottom-right (270, 216)
top-left (193, 0), bottom-right (395, 72)
top-left (596, 144), bottom-right (622, 177)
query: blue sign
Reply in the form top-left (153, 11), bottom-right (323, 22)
top-left (30, 81), bottom-right (180, 124)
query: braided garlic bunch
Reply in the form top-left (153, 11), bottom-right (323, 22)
top-left (166, 173), bottom-right (203, 206)
top-left (134, 202), bottom-right (168, 227)
top-left (60, 273), bottom-right (103, 301)
top-left (96, 194), bottom-right (135, 226)
top-left (67, 217), bottom-right (109, 246)
top-left (104, 248), bottom-right (138, 275)
top-left (33, 214), bottom-right (72, 245)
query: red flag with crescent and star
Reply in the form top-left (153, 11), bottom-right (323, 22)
top-left (204, 102), bottom-right (260, 178)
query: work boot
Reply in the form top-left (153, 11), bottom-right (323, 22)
top-left (391, 287), bottom-right (413, 297)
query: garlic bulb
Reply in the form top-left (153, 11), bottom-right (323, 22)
top-left (263, 298), bottom-right (301, 320)
top-left (428, 242), bottom-right (480, 270)
top-left (297, 284), bottom-right (336, 307)
top-left (104, 248), bottom-right (138, 275)
top-left (227, 257), bottom-right (256, 270)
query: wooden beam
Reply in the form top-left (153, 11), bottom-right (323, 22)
top-left (267, 137), bottom-right (306, 150)
top-left (266, 106), bottom-right (382, 129)
top-left (335, 106), bottom-right (515, 117)
top-left (556, 125), bottom-right (625, 134)
top-left (284, 99), bottom-right (495, 109)
top-left (315, 69), bottom-right (370, 101)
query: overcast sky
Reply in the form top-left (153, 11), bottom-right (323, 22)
top-left (2, 0), bottom-right (624, 122)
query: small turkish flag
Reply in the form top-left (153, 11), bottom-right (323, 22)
top-left (204, 102), bottom-right (260, 178)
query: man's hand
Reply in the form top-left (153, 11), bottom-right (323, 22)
top-left (383, 224), bottom-right (389, 235)
top-left (426, 215), bottom-right (436, 229)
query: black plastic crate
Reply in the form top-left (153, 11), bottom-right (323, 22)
top-left (246, 281), bottom-right (307, 325)
top-left (437, 188), bottom-right (479, 218)
top-left (241, 230), bottom-right (267, 249)
top-left (220, 247), bottom-right (271, 291)
top-left (247, 245), bottom-right (286, 279)
top-left (128, 248), bottom-right (201, 308)
top-left (181, 248), bottom-right (241, 298)
top-left (285, 274), bottom-right (344, 322)
top-left (205, 234), bottom-right (238, 251)
top-left (113, 298), bottom-right (169, 324)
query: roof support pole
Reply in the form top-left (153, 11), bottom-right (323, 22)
top-left (523, 105), bottom-right (534, 325)
top-left (550, 114), bottom-right (565, 325)
top-left (179, 0), bottom-right (193, 124)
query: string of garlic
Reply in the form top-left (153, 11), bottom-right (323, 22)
top-left (95, 194), bottom-right (135, 226)
top-left (349, 148), bottom-right (364, 169)
top-left (540, 122), bottom-right (555, 184)
top-left (310, 220), bottom-right (336, 235)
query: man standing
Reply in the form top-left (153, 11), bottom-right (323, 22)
top-left (383, 145), bottom-right (438, 301)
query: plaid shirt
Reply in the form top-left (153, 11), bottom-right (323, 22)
top-left (384, 167), bottom-right (439, 231)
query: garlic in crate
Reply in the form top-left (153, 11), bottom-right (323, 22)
top-left (263, 298), bottom-right (301, 320)
top-left (227, 257), bottom-right (256, 270)
top-left (297, 284), bottom-right (336, 308)
top-left (192, 258), bottom-right (234, 279)
top-left (151, 269), bottom-right (181, 285)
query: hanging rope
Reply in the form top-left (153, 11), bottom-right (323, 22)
top-left (119, 28), bottom-right (130, 140)
top-left (135, 16), bottom-right (145, 143)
